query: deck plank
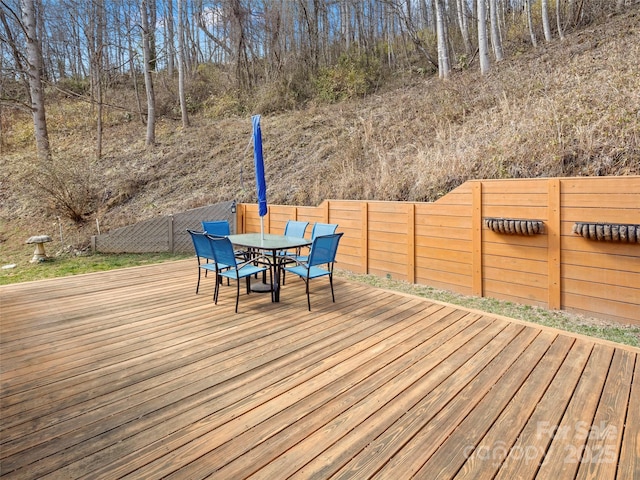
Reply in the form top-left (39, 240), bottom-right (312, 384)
top-left (616, 356), bottom-right (640, 480)
top-left (1, 260), bottom-right (638, 480)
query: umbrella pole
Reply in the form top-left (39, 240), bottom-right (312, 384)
top-left (260, 217), bottom-right (264, 240)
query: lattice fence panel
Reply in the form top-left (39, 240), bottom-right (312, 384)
top-left (93, 201), bottom-right (235, 254)
top-left (173, 202), bottom-right (236, 253)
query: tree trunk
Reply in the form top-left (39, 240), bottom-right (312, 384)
top-left (21, 0), bottom-right (51, 162)
top-left (140, 0), bottom-right (156, 146)
top-left (456, 0), bottom-right (472, 56)
top-left (166, 0), bottom-right (175, 76)
top-left (177, 0), bottom-right (190, 128)
top-left (489, 0), bottom-right (504, 61)
top-left (435, 0), bottom-right (450, 79)
top-left (525, 0), bottom-right (538, 47)
top-left (556, 0), bottom-right (565, 40)
top-left (542, 0), bottom-right (553, 42)
top-left (477, 0), bottom-right (490, 74)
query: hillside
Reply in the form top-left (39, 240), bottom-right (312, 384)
top-left (1, 7), bottom-right (639, 263)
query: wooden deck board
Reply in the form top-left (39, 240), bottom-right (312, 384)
top-left (1, 259), bottom-right (637, 479)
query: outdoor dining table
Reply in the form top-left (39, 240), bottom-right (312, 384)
top-left (227, 233), bottom-right (312, 302)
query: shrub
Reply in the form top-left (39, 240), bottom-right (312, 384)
top-left (29, 156), bottom-right (100, 223)
top-left (315, 53), bottom-right (381, 102)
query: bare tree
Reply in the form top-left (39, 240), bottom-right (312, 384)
top-left (477, 0), bottom-right (490, 74)
top-left (556, 0), bottom-right (566, 40)
top-left (177, 0), bottom-right (189, 128)
top-left (489, 0), bottom-right (504, 61)
top-left (20, 0), bottom-right (51, 161)
top-left (166, 0), bottom-right (175, 75)
top-left (434, 0), bottom-right (450, 79)
top-left (525, 0), bottom-right (538, 47)
top-left (140, 0), bottom-right (155, 145)
top-left (542, 0), bottom-right (553, 42)
top-left (456, 0), bottom-right (473, 56)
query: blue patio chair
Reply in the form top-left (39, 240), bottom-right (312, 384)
top-left (278, 220), bottom-right (310, 282)
top-left (202, 219), bottom-right (248, 260)
top-left (281, 222), bottom-right (338, 284)
top-left (284, 220), bottom-right (309, 238)
top-left (187, 229), bottom-right (233, 294)
top-left (283, 232), bottom-right (343, 311)
top-left (208, 235), bottom-right (272, 313)
top-left (201, 220), bottom-right (231, 236)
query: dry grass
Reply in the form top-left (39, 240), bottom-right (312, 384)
top-left (1, 7), bottom-right (639, 261)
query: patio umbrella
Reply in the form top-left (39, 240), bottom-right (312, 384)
top-left (252, 115), bottom-right (268, 239)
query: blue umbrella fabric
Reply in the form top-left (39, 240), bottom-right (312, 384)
top-left (252, 115), bottom-right (268, 219)
top-left (252, 115), bottom-right (268, 240)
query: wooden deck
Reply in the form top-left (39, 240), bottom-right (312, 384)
top-left (1, 260), bottom-right (638, 479)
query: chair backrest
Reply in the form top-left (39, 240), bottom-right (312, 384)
top-left (207, 235), bottom-right (238, 268)
top-left (284, 220), bottom-right (309, 238)
top-left (308, 233), bottom-right (343, 267)
top-left (201, 220), bottom-right (231, 236)
top-left (311, 223), bottom-right (338, 239)
top-left (187, 229), bottom-right (215, 261)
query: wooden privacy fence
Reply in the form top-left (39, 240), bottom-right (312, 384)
top-left (238, 176), bottom-right (640, 325)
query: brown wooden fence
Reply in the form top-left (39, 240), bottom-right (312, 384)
top-left (238, 176), bottom-right (640, 325)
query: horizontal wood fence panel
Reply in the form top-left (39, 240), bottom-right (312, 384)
top-left (562, 291), bottom-right (640, 324)
top-left (484, 279), bottom-right (548, 305)
top-left (416, 203), bottom-right (473, 217)
top-left (415, 225), bottom-right (472, 241)
top-left (561, 177), bottom-right (639, 193)
top-left (563, 264), bottom-right (640, 289)
top-left (231, 176), bottom-right (640, 325)
top-left (560, 193), bottom-right (639, 209)
top-left (562, 250), bottom-right (640, 273)
top-left (415, 246), bottom-right (472, 265)
top-left (563, 277), bottom-right (640, 305)
top-left (561, 236), bottom-right (640, 256)
top-left (484, 282), bottom-right (547, 308)
top-left (484, 232), bottom-right (549, 248)
top-left (416, 256), bottom-right (471, 276)
top-left (481, 180), bottom-right (550, 194)
top-left (561, 208), bottom-right (639, 224)
top-left (481, 205), bottom-right (548, 219)
top-left (415, 237), bottom-right (472, 253)
top-left (415, 268), bottom-right (473, 292)
top-left (416, 214), bottom-right (473, 229)
top-left (484, 266), bottom-right (548, 290)
top-left (482, 193), bottom-right (549, 207)
top-left (482, 254), bottom-right (548, 276)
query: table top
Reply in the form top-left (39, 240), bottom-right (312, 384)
top-left (227, 233), bottom-right (311, 251)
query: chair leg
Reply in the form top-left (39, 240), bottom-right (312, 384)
top-left (305, 278), bottom-right (311, 311)
top-left (196, 268), bottom-right (201, 294)
top-left (213, 274), bottom-right (220, 304)
top-left (235, 279), bottom-right (241, 313)
top-left (329, 273), bottom-right (335, 302)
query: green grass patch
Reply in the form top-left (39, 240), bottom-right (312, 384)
top-left (338, 271), bottom-right (640, 348)
top-left (0, 253), bottom-right (191, 285)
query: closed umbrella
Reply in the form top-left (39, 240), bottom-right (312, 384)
top-left (252, 115), bottom-right (268, 239)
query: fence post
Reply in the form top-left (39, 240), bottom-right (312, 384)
top-left (548, 179), bottom-right (561, 309)
top-left (407, 203), bottom-right (415, 283)
top-left (168, 215), bottom-right (174, 253)
top-left (472, 182), bottom-right (483, 296)
top-left (362, 202), bottom-right (369, 274)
